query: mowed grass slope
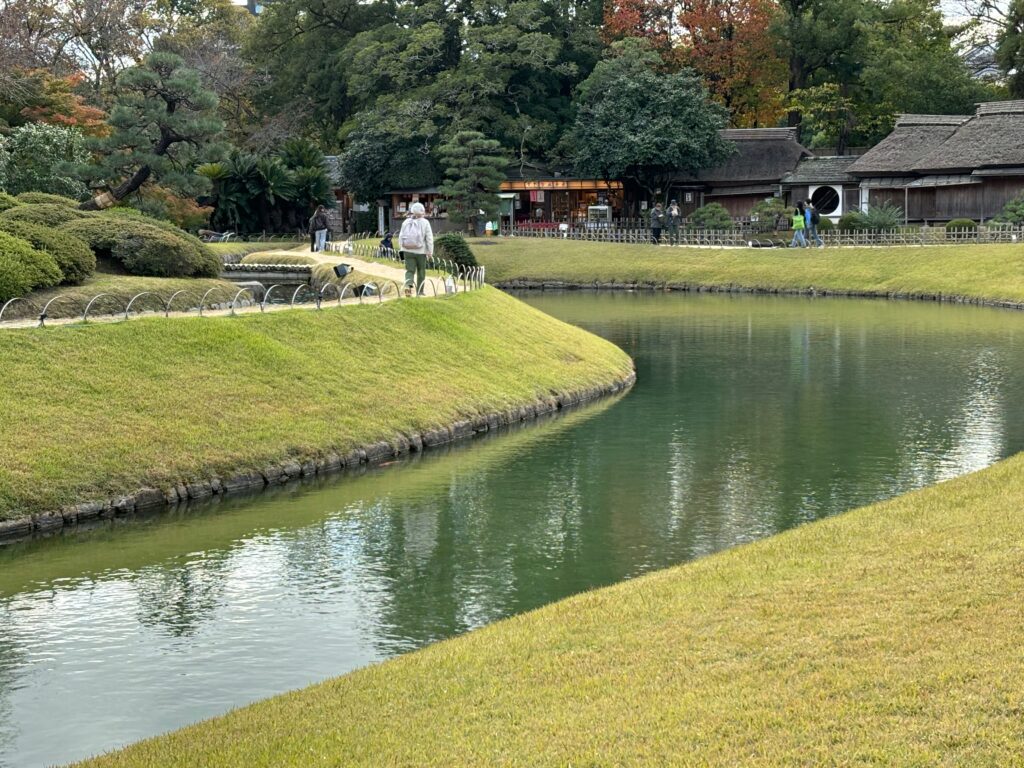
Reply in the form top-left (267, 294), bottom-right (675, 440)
top-left (77, 448), bottom-right (1024, 767)
top-left (479, 238), bottom-right (1024, 303)
top-left (0, 287), bottom-right (633, 519)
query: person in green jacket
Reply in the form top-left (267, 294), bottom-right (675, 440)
top-left (789, 206), bottom-right (807, 248)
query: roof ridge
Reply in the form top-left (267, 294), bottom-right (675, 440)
top-left (719, 127), bottom-right (799, 141)
top-left (895, 114), bottom-right (970, 127)
top-left (975, 100), bottom-right (1024, 115)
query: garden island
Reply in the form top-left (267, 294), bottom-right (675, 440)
top-left (1, 0), bottom-right (1023, 764)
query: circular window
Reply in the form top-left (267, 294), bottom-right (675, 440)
top-left (810, 186), bottom-right (840, 215)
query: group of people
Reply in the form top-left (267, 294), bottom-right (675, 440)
top-left (789, 201), bottom-right (825, 248)
top-left (649, 200), bottom-right (683, 244)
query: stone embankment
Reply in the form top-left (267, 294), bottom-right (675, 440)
top-left (0, 373), bottom-right (635, 541)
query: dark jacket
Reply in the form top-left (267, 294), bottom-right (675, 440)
top-left (308, 211), bottom-right (329, 233)
top-left (650, 208), bottom-right (667, 229)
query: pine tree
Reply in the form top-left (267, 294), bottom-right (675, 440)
top-left (437, 132), bottom-right (507, 233)
top-left (78, 52), bottom-right (223, 210)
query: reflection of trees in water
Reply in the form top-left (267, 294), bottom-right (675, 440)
top-left (133, 552), bottom-right (233, 638)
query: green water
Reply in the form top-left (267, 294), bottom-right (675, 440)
top-left (3, 293), bottom-right (1024, 767)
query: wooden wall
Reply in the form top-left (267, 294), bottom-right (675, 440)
top-left (867, 177), bottom-right (1024, 222)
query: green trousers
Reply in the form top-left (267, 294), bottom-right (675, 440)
top-left (403, 251), bottom-right (427, 294)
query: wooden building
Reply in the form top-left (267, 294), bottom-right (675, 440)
top-left (781, 156), bottom-right (861, 221)
top-left (499, 163), bottom-right (625, 227)
top-left (669, 128), bottom-right (811, 217)
top-left (847, 103), bottom-right (1024, 223)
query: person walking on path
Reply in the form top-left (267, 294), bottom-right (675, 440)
top-left (666, 200), bottom-right (682, 244)
top-left (399, 202), bottom-right (434, 296)
top-left (806, 203), bottom-right (824, 248)
top-left (309, 205), bottom-right (330, 252)
top-left (650, 202), bottom-right (667, 244)
top-left (790, 206), bottom-right (807, 248)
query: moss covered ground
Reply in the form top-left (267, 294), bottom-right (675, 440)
top-left (0, 287), bottom-right (632, 520)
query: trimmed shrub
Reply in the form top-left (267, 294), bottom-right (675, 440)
top-left (816, 216), bottom-right (835, 232)
top-left (750, 197), bottom-right (789, 232)
top-left (241, 253), bottom-right (316, 265)
top-left (61, 216), bottom-right (220, 277)
top-left (113, 227), bottom-right (221, 278)
top-left (0, 192), bottom-right (20, 212)
top-left (0, 231), bottom-right (63, 301)
top-left (687, 202), bottom-right (733, 230)
top-left (995, 193), bottom-right (1024, 225)
top-left (434, 233), bottom-right (478, 267)
top-left (945, 218), bottom-right (977, 230)
top-left (837, 211), bottom-right (868, 230)
top-left (58, 218), bottom-right (122, 260)
top-left (14, 192), bottom-right (82, 206)
top-left (0, 220), bottom-right (95, 284)
top-left (0, 203), bottom-right (88, 228)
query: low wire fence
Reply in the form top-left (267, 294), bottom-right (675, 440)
top-left (501, 223), bottom-right (1024, 247)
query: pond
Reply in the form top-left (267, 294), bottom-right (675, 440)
top-left (3, 292), bottom-right (1024, 767)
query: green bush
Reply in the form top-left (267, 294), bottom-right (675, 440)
top-left (837, 211), bottom-right (868, 230)
top-left (0, 192), bottom-right (20, 212)
top-left (0, 231), bottom-right (63, 301)
top-left (994, 193), bottom-right (1024, 225)
top-left (58, 218), bottom-right (122, 260)
top-left (863, 203), bottom-right (904, 230)
top-left (112, 226), bottom-right (221, 278)
top-left (14, 192), bottom-right (82, 206)
top-left (0, 220), bottom-right (95, 284)
top-left (0, 203), bottom-right (88, 228)
top-left (61, 216), bottom-right (220, 277)
top-left (816, 216), bottom-right (835, 232)
top-left (687, 202), bottom-right (733, 230)
top-left (240, 253), bottom-right (316, 265)
top-left (945, 218), bottom-right (977, 230)
top-left (434, 233), bottom-right (478, 267)
top-left (749, 197), bottom-right (789, 232)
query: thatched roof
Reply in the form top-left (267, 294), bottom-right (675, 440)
top-left (847, 115), bottom-right (969, 177)
top-left (691, 128), bottom-right (811, 185)
top-left (781, 156), bottom-right (858, 185)
top-left (913, 101), bottom-right (1024, 172)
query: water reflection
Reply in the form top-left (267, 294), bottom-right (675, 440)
top-left (2, 293), bottom-right (1024, 767)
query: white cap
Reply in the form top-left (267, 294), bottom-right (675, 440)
top-left (410, 202), bottom-right (426, 216)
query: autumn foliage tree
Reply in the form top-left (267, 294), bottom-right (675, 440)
top-left (676, 0), bottom-right (788, 127)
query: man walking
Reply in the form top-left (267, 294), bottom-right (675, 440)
top-left (650, 202), bottom-right (666, 244)
top-left (806, 203), bottom-right (824, 248)
top-left (666, 199), bottom-right (682, 244)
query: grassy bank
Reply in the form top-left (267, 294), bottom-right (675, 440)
top-left (0, 287), bottom-right (632, 520)
top-left (76, 445), bottom-right (1024, 766)
top-left (478, 238), bottom-right (1024, 304)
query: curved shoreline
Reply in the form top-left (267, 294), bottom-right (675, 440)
top-left (0, 370), bottom-right (636, 543)
top-left (495, 279), bottom-right (1024, 311)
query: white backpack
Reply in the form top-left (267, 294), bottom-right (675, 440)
top-left (399, 217), bottom-right (425, 250)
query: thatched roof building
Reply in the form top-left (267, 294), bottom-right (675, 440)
top-left (847, 103), bottom-right (1024, 223)
top-left (671, 128), bottom-right (811, 217)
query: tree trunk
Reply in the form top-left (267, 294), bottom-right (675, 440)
top-left (79, 165), bottom-right (153, 211)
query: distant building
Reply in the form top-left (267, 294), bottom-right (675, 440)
top-left (847, 102), bottom-right (1024, 222)
top-left (781, 156), bottom-right (861, 221)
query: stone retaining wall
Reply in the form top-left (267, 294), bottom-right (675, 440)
top-left (0, 371), bottom-right (636, 542)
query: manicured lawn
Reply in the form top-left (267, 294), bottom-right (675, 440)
top-left (476, 238), bottom-right (1024, 304)
top-left (207, 241), bottom-right (293, 259)
top-left (75, 446), bottom-right (1024, 766)
top-left (9, 272), bottom-right (238, 320)
top-left (0, 287), bottom-right (632, 519)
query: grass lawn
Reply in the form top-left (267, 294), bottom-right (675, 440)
top-left (0, 287), bottom-right (632, 520)
top-left (9, 272), bottom-right (238, 320)
top-left (75, 446), bottom-right (1024, 767)
top-left (475, 238), bottom-right (1024, 304)
top-left (207, 241), bottom-right (293, 260)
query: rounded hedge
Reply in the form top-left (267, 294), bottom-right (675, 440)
top-left (60, 216), bottom-right (220, 277)
top-left (0, 231), bottom-right (63, 301)
top-left (816, 216), bottom-right (835, 232)
top-left (0, 192), bottom-right (20, 212)
top-left (434, 233), bottom-right (478, 267)
top-left (0, 203), bottom-right (89, 229)
top-left (0, 219), bottom-right (95, 285)
top-left (14, 192), bottom-right (83, 206)
top-left (945, 218), bottom-right (977, 230)
top-left (837, 211), bottom-right (868, 230)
